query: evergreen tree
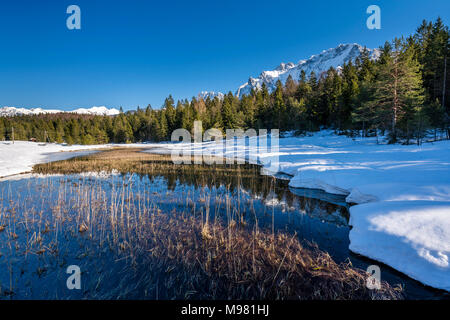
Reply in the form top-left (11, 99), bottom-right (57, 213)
top-left (296, 70), bottom-right (311, 100)
top-left (163, 95), bottom-right (177, 133)
top-left (357, 47), bottom-right (376, 82)
top-left (323, 67), bottom-right (343, 129)
top-left (240, 94), bottom-right (256, 128)
top-left (157, 110), bottom-right (169, 141)
top-left (284, 74), bottom-right (297, 96)
top-left (273, 80), bottom-right (286, 129)
top-left (353, 74), bottom-right (383, 139)
top-left (221, 93), bottom-right (236, 130)
top-left (341, 62), bottom-right (359, 130)
top-left (371, 39), bottom-right (425, 142)
top-left (424, 98), bottom-right (446, 140)
top-left (0, 120), bottom-right (4, 140)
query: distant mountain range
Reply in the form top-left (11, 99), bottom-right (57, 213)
top-left (2, 43), bottom-right (381, 114)
top-left (0, 106), bottom-right (120, 117)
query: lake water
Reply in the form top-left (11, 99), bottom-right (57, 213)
top-left (0, 163), bottom-right (447, 299)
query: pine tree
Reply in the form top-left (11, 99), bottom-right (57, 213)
top-left (0, 120), bottom-right (5, 141)
top-left (357, 47), bottom-right (376, 82)
top-left (240, 94), bottom-right (256, 128)
top-left (322, 67), bottom-right (343, 129)
top-left (305, 71), bottom-right (320, 130)
top-left (175, 101), bottom-right (184, 129)
top-left (163, 95), bottom-right (177, 133)
top-left (341, 62), bottom-right (359, 130)
top-left (181, 102), bottom-right (194, 133)
top-left (422, 18), bottom-right (449, 104)
top-left (255, 83), bottom-right (271, 129)
top-left (413, 18), bottom-right (449, 137)
top-left (54, 119), bottom-right (65, 143)
top-left (353, 74), bottom-right (383, 139)
top-left (221, 93), bottom-right (235, 130)
top-left (371, 39), bottom-right (425, 142)
top-left (70, 119), bottom-right (81, 144)
top-left (157, 110), bottom-right (169, 141)
top-left (284, 74), bottom-right (297, 96)
top-left (273, 80), bottom-right (286, 129)
top-left (145, 104), bottom-right (153, 116)
top-left (424, 98), bottom-right (446, 140)
top-left (261, 82), bottom-right (269, 101)
top-left (296, 70), bottom-right (311, 100)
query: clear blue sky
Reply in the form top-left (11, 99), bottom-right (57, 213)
top-left (0, 0), bottom-right (449, 110)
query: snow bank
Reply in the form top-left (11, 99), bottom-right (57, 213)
top-left (0, 141), bottom-right (148, 178)
top-left (0, 141), bottom-right (98, 177)
top-left (349, 201), bottom-right (450, 291)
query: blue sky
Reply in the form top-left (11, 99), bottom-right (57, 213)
top-left (0, 0), bottom-right (449, 110)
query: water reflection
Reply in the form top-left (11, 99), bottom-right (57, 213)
top-left (0, 161), bottom-right (447, 299)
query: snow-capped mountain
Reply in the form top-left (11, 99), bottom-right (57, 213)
top-left (236, 43), bottom-right (380, 97)
top-left (0, 106), bottom-right (121, 117)
top-left (71, 106), bottom-right (120, 116)
top-left (199, 91), bottom-right (225, 100)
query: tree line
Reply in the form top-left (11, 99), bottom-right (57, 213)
top-left (0, 18), bottom-right (448, 145)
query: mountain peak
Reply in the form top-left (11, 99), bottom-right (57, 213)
top-left (236, 43), bottom-right (380, 97)
top-left (199, 91), bottom-right (225, 100)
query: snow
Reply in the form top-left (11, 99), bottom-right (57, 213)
top-left (0, 107), bottom-right (62, 116)
top-left (0, 141), bottom-right (145, 178)
top-left (199, 91), bottom-right (225, 100)
top-left (71, 106), bottom-right (120, 116)
top-left (1, 132), bottom-right (449, 291)
top-left (153, 131), bottom-right (450, 291)
top-left (349, 201), bottom-right (450, 291)
top-left (0, 141), bottom-right (102, 177)
top-left (0, 106), bottom-right (120, 117)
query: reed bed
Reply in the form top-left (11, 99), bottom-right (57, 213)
top-left (33, 148), bottom-right (350, 223)
top-left (33, 148), bottom-right (254, 177)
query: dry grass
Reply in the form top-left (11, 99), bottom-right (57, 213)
top-left (132, 211), bottom-right (402, 300)
top-left (33, 148), bottom-right (253, 177)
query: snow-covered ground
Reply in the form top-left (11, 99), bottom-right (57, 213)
top-left (1, 133), bottom-right (449, 291)
top-left (0, 141), bottom-right (145, 178)
top-left (152, 131), bottom-right (450, 292)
